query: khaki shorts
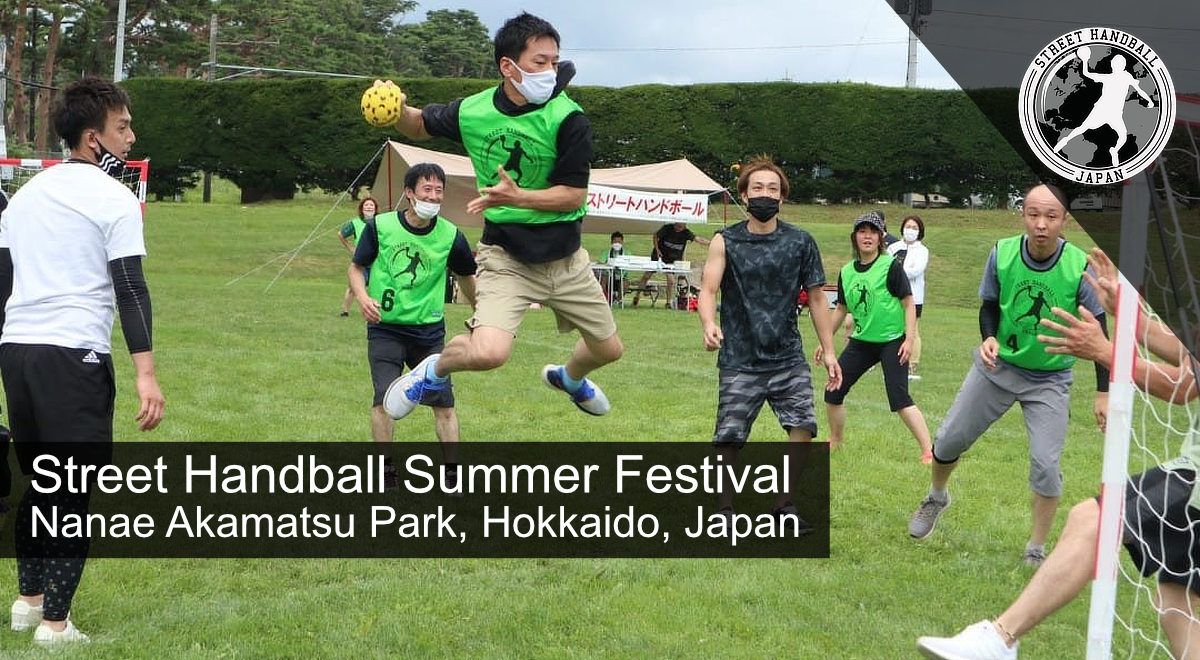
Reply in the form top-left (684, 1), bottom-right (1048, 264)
top-left (468, 243), bottom-right (618, 342)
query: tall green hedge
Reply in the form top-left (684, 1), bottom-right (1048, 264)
top-left (122, 77), bottom-right (1030, 204)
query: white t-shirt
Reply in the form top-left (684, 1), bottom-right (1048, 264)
top-left (0, 162), bottom-right (145, 353)
top-left (887, 239), bottom-right (928, 305)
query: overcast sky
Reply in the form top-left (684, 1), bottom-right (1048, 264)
top-left (400, 0), bottom-right (959, 89)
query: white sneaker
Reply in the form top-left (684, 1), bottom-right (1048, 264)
top-left (541, 365), bottom-right (611, 416)
top-left (382, 354), bottom-right (445, 420)
top-left (33, 619), bottom-right (90, 645)
top-left (917, 620), bottom-right (1017, 660)
top-left (10, 599), bottom-right (41, 631)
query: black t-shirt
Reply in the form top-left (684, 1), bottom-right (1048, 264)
top-left (717, 221), bottom-right (826, 373)
top-left (352, 213), bottom-right (477, 344)
top-left (836, 255), bottom-right (912, 304)
top-left (654, 225), bottom-right (697, 263)
top-left (422, 86), bottom-right (593, 264)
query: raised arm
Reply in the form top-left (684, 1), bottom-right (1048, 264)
top-left (374, 80), bottom-right (432, 141)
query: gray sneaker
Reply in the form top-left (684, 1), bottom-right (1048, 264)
top-left (909, 492), bottom-right (951, 539)
top-left (1022, 546), bottom-right (1046, 567)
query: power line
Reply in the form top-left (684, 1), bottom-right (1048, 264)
top-left (0, 73), bottom-right (58, 92)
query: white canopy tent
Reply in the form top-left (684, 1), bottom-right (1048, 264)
top-left (370, 141), bottom-right (727, 235)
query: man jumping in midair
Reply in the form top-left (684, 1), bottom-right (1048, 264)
top-left (1053, 50), bottom-right (1155, 166)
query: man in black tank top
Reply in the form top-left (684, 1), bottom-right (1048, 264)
top-left (697, 156), bottom-right (842, 529)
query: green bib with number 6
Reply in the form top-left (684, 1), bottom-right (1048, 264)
top-left (367, 211), bottom-right (457, 326)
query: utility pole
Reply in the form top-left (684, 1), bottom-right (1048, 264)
top-left (905, 2), bottom-right (919, 88)
top-left (203, 12), bottom-right (217, 203)
top-left (0, 41), bottom-right (8, 167)
top-left (114, 0), bottom-right (128, 81)
top-left (895, 0), bottom-right (932, 88)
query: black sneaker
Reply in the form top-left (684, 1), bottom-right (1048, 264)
top-left (442, 464), bottom-right (462, 497)
top-left (383, 462), bottom-right (399, 492)
top-left (772, 502), bottom-right (814, 536)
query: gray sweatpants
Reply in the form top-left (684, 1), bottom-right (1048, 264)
top-left (933, 350), bottom-right (1072, 497)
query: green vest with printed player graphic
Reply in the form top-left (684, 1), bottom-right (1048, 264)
top-left (840, 253), bottom-right (905, 343)
top-left (367, 211), bottom-right (458, 326)
top-left (457, 87), bottom-right (588, 225)
top-left (349, 217), bottom-right (366, 246)
top-left (995, 235), bottom-right (1088, 371)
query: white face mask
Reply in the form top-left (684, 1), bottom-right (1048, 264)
top-left (509, 61), bottom-right (556, 105)
top-left (903, 228), bottom-right (920, 243)
top-left (412, 199), bottom-right (440, 221)
top-left (611, 242), bottom-right (623, 252)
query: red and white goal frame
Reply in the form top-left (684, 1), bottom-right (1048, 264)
top-left (1087, 94), bottom-right (1200, 660)
top-left (0, 158), bottom-right (149, 217)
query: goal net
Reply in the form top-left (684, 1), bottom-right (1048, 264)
top-left (0, 158), bottom-right (149, 217)
top-left (1089, 96), bottom-right (1200, 660)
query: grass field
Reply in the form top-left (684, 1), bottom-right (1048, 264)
top-left (0, 193), bottom-right (1140, 659)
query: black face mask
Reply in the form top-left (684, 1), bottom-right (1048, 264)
top-left (746, 196), bottom-right (779, 221)
top-left (94, 142), bottom-right (127, 179)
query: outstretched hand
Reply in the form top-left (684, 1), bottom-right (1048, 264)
top-left (467, 166), bottom-right (523, 214)
top-left (1083, 247), bottom-right (1119, 317)
top-left (1038, 305), bottom-right (1111, 364)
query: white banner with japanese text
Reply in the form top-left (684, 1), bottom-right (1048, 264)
top-left (586, 185), bottom-right (708, 223)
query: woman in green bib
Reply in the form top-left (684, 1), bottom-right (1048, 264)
top-left (820, 212), bottom-right (934, 463)
top-left (338, 197), bottom-right (376, 317)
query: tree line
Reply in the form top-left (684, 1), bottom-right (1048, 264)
top-left (118, 76), bottom-right (1037, 205)
top-left (4, 2), bottom-right (1140, 206)
top-left (1, 0), bottom-right (492, 152)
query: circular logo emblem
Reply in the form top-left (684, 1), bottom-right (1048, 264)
top-left (1019, 28), bottom-right (1175, 185)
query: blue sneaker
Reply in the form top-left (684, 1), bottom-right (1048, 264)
top-left (382, 354), bottom-right (445, 420)
top-left (541, 365), bottom-right (610, 416)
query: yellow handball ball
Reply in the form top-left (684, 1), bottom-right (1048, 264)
top-left (361, 83), bottom-right (402, 127)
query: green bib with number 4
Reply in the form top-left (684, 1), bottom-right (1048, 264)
top-left (995, 235), bottom-right (1087, 371)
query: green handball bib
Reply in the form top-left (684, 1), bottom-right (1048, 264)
top-left (457, 88), bottom-right (587, 225)
top-left (367, 211), bottom-right (458, 326)
top-left (841, 254), bottom-right (905, 343)
top-left (995, 235), bottom-right (1087, 371)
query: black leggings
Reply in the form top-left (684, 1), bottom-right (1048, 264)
top-left (15, 488), bottom-right (92, 621)
top-left (824, 336), bottom-right (914, 411)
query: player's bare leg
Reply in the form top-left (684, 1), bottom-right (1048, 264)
top-left (825, 402), bottom-right (846, 451)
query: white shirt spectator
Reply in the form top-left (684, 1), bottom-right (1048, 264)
top-left (888, 239), bottom-right (928, 305)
